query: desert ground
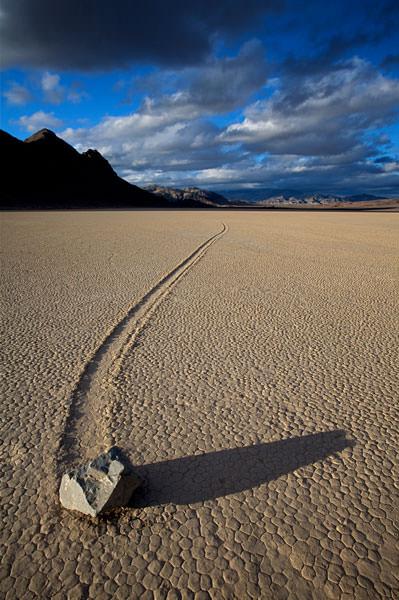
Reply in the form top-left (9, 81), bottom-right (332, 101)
top-left (0, 210), bottom-right (398, 599)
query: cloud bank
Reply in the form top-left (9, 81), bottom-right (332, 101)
top-left (0, 0), bottom-right (281, 70)
top-left (59, 57), bottom-right (399, 194)
top-left (2, 0), bottom-right (398, 194)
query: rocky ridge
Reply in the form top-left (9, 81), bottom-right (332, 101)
top-left (145, 185), bottom-right (229, 207)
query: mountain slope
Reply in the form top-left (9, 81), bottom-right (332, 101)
top-left (1, 129), bottom-right (166, 209)
top-left (146, 185), bottom-right (230, 207)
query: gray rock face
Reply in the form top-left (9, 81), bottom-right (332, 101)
top-left (59, 447), bottom-right (142, 517)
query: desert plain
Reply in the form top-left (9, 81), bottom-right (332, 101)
top-left (0, 210), bottom-right (398, 599)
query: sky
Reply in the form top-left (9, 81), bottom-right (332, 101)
top-left (1, 0), bottom-right (399, 195)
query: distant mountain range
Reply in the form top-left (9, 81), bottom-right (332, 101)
top-left (218, 188), bottom-right (387, 204)
top-left (148, 186), bottom-right (397, 208)
top-left (1, 129), bottom-right (397, 210)
top-left (146, 185), bottom-right (231, 206)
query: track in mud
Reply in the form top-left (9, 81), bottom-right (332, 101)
top-left (59, 223), bottom-right (227, 466)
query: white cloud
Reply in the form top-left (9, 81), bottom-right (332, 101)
top-left (41, 71), bottom-right (60, 92)
top-left (39, 71), bottom-right (88, 104)
top-left (60, 41), bottom-right (268, 178)
top-left (66, 89), bottom-right (89, 103)
top-left (3, 82), bottom-right (32, 105)
top-left (382, 160), bottom-right (399, 172)
top-left (221, 58), bottom-right (399, 156)
top-left (41, 71), bottom-right (64, 103)
top-left (60, 57), bottom-right (399, 193)
top-left (17, 111), bottom-right (63, 132)
top-left (62, 114), bottom-right (233, 177)
top-left (1, 73), bottom-right (88, 108)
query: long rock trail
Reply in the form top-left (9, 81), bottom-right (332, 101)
top-left (59, 223), bottom-right (228, 466)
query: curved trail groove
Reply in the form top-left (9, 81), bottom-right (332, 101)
top-left (59, 223), bottom-right (227, 467)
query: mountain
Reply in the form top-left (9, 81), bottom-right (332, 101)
top-left (2, 129), bottom-right (395, 210)
top-left (219, 188), bottom-right (386, 204)
top-left (149, 185), bottom-right (393, 208)
top-left (146, 185), bottom-right (230, 207)
top-left (0, 129), bottom-right (167, 209)
top-left (345, 194), bottom-right (383, 202)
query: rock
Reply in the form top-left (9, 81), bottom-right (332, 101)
top-left (59, 447), bottom-right (142, 516)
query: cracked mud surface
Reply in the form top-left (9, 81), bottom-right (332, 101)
top-left (1, 211), bottom-right (398, 599)
top-left (60, 221), bottom-right (227, 466)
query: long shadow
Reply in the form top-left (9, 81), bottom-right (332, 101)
top-left (130, 430), bottom-right (354, 506)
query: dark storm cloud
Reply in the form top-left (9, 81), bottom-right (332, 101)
top-left (128, 40), bottom-right (267, 116)
top-left (281, 33), bottom-right (379, 78)
top-left (374, 155), bottom-right (396, 164)
top-left (188, 40), bottom-right (267, 113)
top-left (0, 0), bottom-right (282, 70)
top-left (280, 0), bottom-right (399, 77)
top-left (382, 54), bottom-right (399, 69)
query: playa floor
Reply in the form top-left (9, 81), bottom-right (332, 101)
top-left (1, 211), bottom-right (398, 599)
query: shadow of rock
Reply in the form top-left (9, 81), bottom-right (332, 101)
top-left (131, 430), bottom-right (354, 506)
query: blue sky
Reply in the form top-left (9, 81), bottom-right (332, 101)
top-left (1, 0), bottom-right (399, 195)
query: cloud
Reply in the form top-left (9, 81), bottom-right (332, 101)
top-left (41, 71), bottom-right (64, 104)
top-left (128, 40), bottom-right (267, 117)
top-left (53, 55), bottom-right (398, 195)
top-left (17, 111), bottom-right (63, 132)
top-left (195, 154), bottom-right (399, 196)
top-left (221, 58), bottom-right (399, 156)
top-left (62, 115), bottom-right (238, 179)
top-left (3, 82), bottom-right (32, 105)
top-left (382, 54), bottom-right (399, 69)
top-left (39, 71), bottom-right (89, 104)
top-left (274, 1), bottom-right (399, 79)
top-left (0, 0), bottom-right (282, 71)
top-left (60, 42), bottom-right (267, 175)
top-left (66, 86), bottom-right (89, 104)
top-left (2, 0), bottom-right (397, 195)
top-left (1, 72), bottom-right (88, 109)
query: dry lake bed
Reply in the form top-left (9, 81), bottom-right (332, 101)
top-left (0, 210), bottom-right (398, 599)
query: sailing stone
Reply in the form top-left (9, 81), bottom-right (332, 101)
top-left (59, 447), bottom-right (142, 517)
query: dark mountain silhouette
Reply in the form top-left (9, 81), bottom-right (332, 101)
top-left (1, 129), bottom-right (173, 209)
